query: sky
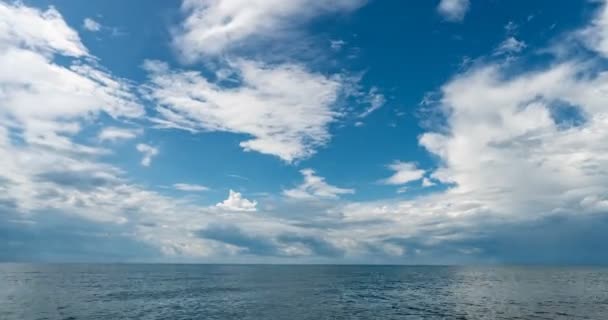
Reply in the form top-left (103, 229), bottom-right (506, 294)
top-left (1, 0), bottom-right (608, 264)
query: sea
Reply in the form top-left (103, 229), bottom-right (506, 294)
top-left (1, 264), bottom-right (607, 319)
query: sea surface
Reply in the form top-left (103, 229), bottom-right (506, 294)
top-left (1, 264), bottom-right (607, 319)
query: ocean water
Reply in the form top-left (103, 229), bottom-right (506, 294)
top-left (1, 264), bottom-right (607, 320)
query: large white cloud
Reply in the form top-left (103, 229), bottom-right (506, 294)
top-left (143, 59), bottom-right (345, 162)
top-left (0, 2), bottom-right (143, 158)
top-left (173, 0), bottom-right (365, 60)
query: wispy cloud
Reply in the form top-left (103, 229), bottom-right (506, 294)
top-left (98, 127), bottom-right (142, 142)
top-left (283, 169), bottom-right (354, 200)
top-left (173, 183), bottom-right (209, 192)
top-left (82, 17), bottom-right (101, 32)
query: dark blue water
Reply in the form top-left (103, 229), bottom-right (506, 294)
top-left (1, 264), bottom-right (607, 319)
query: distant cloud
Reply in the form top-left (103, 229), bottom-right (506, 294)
top-left (504, 21), bottom-right (518, 34)
top-left (98, 127), bottom-right (141, 142)
top-left (83, 17), bottom-right (101, 32)
top-left (381, 161), bottom-right (426, 185)
top-left (173, 183), bottom-right (209, 192)
top-left (330, 39), bottom-right (346, 51)
top-left (136, 144), bottom-right (158, 167)
top-left (437, 0), bottom-right (470, 22)
top-left (494, 37), bottom-right (526, 55)
top-left (283, 169), bottom-right (354, 200)
top-left (358, 87), bottom-right (386, 118)
top-left (216, 190), bottom-right (257, 212)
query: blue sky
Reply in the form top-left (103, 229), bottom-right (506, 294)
top-left (1, 0), bottom-right (608, 264)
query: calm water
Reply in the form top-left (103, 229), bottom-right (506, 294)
top-left (1, 264), bottom-right (607, 320)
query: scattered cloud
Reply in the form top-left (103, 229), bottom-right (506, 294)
top-left (283, 169), bottom-right (354, 200)
top-left (358, 87), bottom-right (386, 118)
top-left (83, 17), bottom-right (101, 32)
top-left (98, 127), bottom-right (142, 142)
top-left (330, 39), bottom-right (346, 51)
top-left (504, 21), bottom-right (518, 34)
top-left (136, 144), bottom-right (158, 167)
top-left (437, 0), bottom-right (470, 22)
top-left (381, 161), bottom-right (426, 185)
top-left (494, 36), bottom-right (526, 56)
top-left (3, 0), bottom-right (608, 264)
top-left (173, 183), bottom-right (209, 192)
top-left (216, 189), bottom-right (257, 212)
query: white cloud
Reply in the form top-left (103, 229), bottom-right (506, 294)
top-left (4, 0), bottom-right (608, 264)
top-left (143, 59), bottom-right (345, 162)
top-left (416, 26), bottom-right (608, 221)
top-left (437, 0), bottom-right (470, 22)
top-left (216, 189), bottom-right (257, 212)
top-left (358, 87), bottom-right (385, 118)
top-left (381, 161), bottom-right (426, 185)
top-left (0, 2), bottom-right (142, 157)
top-left (136, 144), bottom-right (158, 167)
top-left (98, 127), bottom-right (142, 142)
top-left (83, 17), bottom-right (101, 32)
top-left (330, 39), bottom-right (346, 51)
top-left (422, 177), bottom-right (436, 187)
top-left (580, 0), bottom-right (608, 57)
top-left (494, 37), bottom-right (526, 56)
top-left (283, 169), bottom-right (354, 200)
top-left (173, 0), bottom-right (364, 60)
top-left (173, 183), bottom-right (209, 192)
top-left (0, 2), bottom-right (88, 56)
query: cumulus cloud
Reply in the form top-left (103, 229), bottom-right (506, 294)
top-left (98, 127), bottom-right (142, 142)
top-left (283, 169), bottom-right (354, 200)
top-left (82, 17), bottom-right (101, 32)
top-left (437, 0), bottom-right (470, 22)
top-left (136, 144), bottom-right (158, 167)
top-left (173, 183), bottom-right (209, 192)
top-left (173, 0), bottom-right (365, 60)
top-left (216, 189), bottom-right (258, 212)
top-left (143, 59), bottom-right (345, 162)
top-left (381, 161), bottom-right (426, 185)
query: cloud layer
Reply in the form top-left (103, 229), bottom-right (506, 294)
top-left (2, 0), bottom-right (608, 264)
